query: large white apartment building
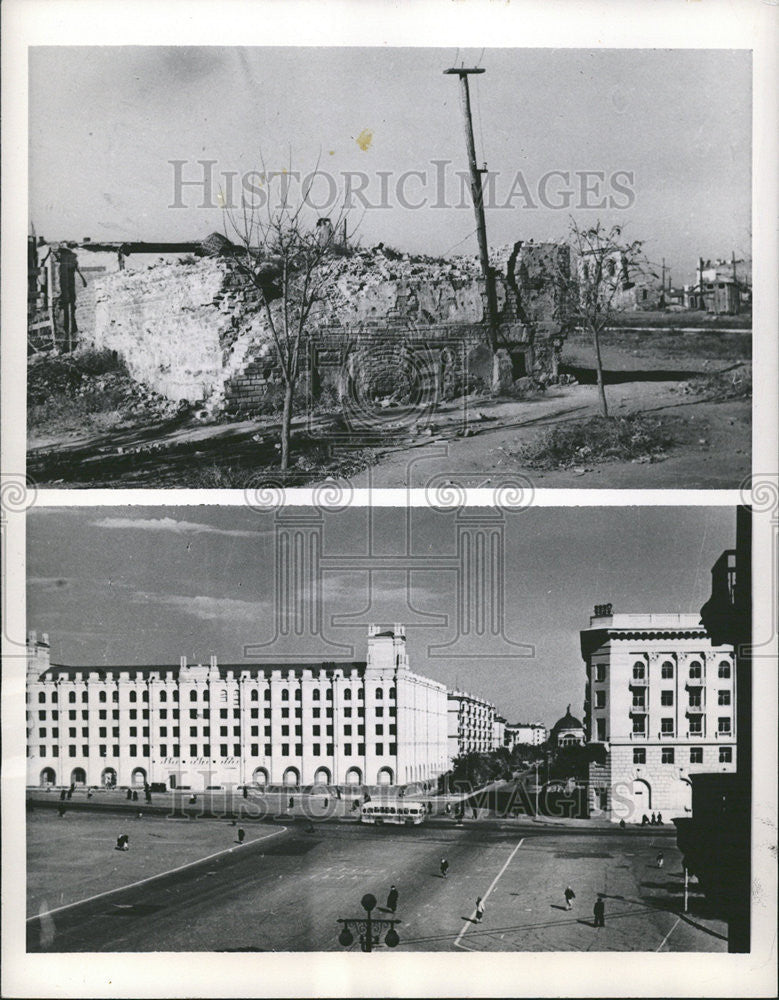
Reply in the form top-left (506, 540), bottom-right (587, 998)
top-left (504, 722), bottom-right (547, 748)
top-left (26, 625), bottom-right (449, 791)
top-left (447, 690), bottom-right (498, 760)
top-left (580, 606), bottom-right (737, 822)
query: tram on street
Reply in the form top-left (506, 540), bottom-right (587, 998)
top-left (360, 800), bottom-right (427, 825)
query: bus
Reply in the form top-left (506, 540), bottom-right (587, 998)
top-left (360, 801), bottom-right (427, 826)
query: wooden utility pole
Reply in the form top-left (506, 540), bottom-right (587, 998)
top-left (444, 66), bottom-right (498, 351)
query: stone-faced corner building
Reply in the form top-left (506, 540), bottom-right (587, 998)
top-left (580, 607), bottom-right (736, 823)
top-left (26, 625), bottom-right (449, 792)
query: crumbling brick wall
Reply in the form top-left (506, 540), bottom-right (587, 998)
top-left (87, 242), bottom-right (568, 412)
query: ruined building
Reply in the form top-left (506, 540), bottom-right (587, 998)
top-left (51, 236), bottom-right (571, 414)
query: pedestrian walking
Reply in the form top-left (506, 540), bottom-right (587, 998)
top-left (618, 818), bottom-right (626, 828)
top-left (237, 827), bottom-right (246, 844)
top-left (116, 833), bottom-right (129, 851)
top-left (57, 803), bottom-right (66, 817)
top-left (475, 896), bottom-right (485, 922)
top-left (656, 851), bottom-right (664, 869)
top-left (656, 813), bottom-right (663, 825)
top-left (472, 806), bottom-right (478, 820)
top-left (243, 786), bottom-right (249, 799)
top-left (593, 897), bottom-right (605, 927)
top-left (126, 789), bottom-right (133, 801)
top-left (650, 812), bottom-right (657, 825)
top-left (288, 796), bottom-right (294, 809)
top-left (59, 789), bottom-right (66, 801)
top-left (132, 790), bottom-right (139, 802)
top-left (564, 885), bottom-right (576, 910)
top-left (440, 858), bottom-right (449, 879)
top-left (386, 885), bottom-right (399, 914)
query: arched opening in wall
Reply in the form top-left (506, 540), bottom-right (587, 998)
top-left (131, 767), bottom-right (147, 788)
top-left (70, 767), bottom-right (86, 786)
top-left (40, 767), bottom-right (56, 787)
top-left (377, 766), bottom-right (394, 785)
top-left (253, 767), bottom-right (269, 787)
top-left (632, 778), bottom-right (652, 820)
top-left (283, 767), bottom-right (300, 788)
top-left (101, 767), bottom-right (117, 788)
top-left (314, 767), bottom-right (331, 787)
top-left (345, 767), bottom-right (362, 785)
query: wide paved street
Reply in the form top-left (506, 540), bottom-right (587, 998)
top-left (27, 811), bottom-right (727, 953)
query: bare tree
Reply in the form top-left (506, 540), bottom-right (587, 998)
top-left (223, 164), bottom-right (350, 471)
top-left (554, 221), bottom-right (653, 418)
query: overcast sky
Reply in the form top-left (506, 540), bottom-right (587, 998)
top-left (29, 46), bottom-right (751, 284)
top-left (27, 505), bottom-right (734, 727)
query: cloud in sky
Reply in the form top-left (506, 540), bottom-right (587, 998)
top-left (131, 590), bottom-right (269, 623)
top-left (90, 515), bottom-right (261, 538)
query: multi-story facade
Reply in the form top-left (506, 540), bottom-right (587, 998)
top-left (26, 625), bottom-right (449, 791)
top-left (447, 690), bottom-right (497, 760)
top-left (580, 605), bottom-right (737, 822)
top-left (493, 715), bottom-right (506, 751)
top-left (504, 722), bottom-right (547, 749)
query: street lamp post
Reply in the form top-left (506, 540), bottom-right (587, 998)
top-left (337, 893), bottom-right (400, 952)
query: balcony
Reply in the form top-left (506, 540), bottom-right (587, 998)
top-left (629, 677), bottom-right (648, 689)
top-left (629, 706), bottom-right (647, 716)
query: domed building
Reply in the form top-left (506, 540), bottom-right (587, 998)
top-left (550, 705), bottom-right (585, 748)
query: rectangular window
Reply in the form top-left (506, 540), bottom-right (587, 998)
top-left (264, 744), bottom-right (272, 755)
top-left (718, 690), bottom-right (731, 706)
top-left (159, 709), bottom-right (167, 719)
top-left (375, 743), bottom-right (384, 755)
top-left (313, 744), bottom-right (321, 756)
top-left (281, 725), bottom-right (289, 736)
top-left (296, 744), bottom-right (303, 755)
top-left (719, 747), bottom-right (733, 763)
top-left (595, 664), bottom-right (606, 682)
top-left (632, 716), bottom-right (645, 734)
top-left (718, 662), bottom-right (731, 678)
top-left (99, 726), bottom-right (107, 738)
top-left (251, 708), bottom-right (259, 719)
top-left (220, 743), bottom-right (228, 756)
top-left (661, 691), bottom-right (674, 706)
top-left (234, 744), bottom-right (241, 755)
top-left (596, 718), bottom-right (606, 741)
top-left (251, 744), bottom-right (258, 756)
top-left (190, 744), bottom-right (197, 756)
top-left (689, 716), bottom-right (702, 734)
top-left (595, 691), bottom-right (606, 709)
top-left (220, 709), bottom-right (228, 719)
top-left (282, 708), bottom-right (290, 719)
top-left (718, 717), bottom-right (731, 733)
top-left (251, 725), bottom-right (259, 737)
top-left (661, 747), bottom-right (674, 764)
top-left (264, 708), bottom-right (271, 719)
top-left (159, 744), bottom-right (168, 756)
top-left (69, 711), bottom-right (76, 720)
top-left (375, 707), bottom-right (384, 718)
top-left (295, 725), bottom-right (302, 736)
top-left (99, 710), bottom-right (107, 720)
top-left (358, 744), bottom-right (365, 755)
top-left (190, 726), bottom-right (197, 737)
top-left (389, 724), bottom-right (396, 735)
top-left (344, 743), bottom-right (352, 755)
top-left (632, 694), bottom-right (645, 709)
top-left (661, 662), bottom-right (674, 679)
top-left (690, 748), bottom-right (703, 763)
top-left (689, 691), bottom-right (702, 707)
top-left (375, 724), bottom-right (384, 735)
top-left (173, 744), bottom-right (179, 757)
top-left (661, 718), bottom-right (674, 734)
top-left (40, 745), bottom-right (46, 756)
top-left (38, 710), bottom-right (46, 721)
top-left (358, 725), bottom-right (365, 736)
top-left (264, 726), bottom-right (271, 737)
top-left (129, 745), bottom-right (137, 757)
top-left (344, 725), bottom-right (352, 736)
top-left (233, 726), bottom-right (240, 737)
top-left (130, 709), bottom-right (137, 719)
top-left (633, 748), bottom-right (646, 764)
top-left (129, 726), bottom-right (137, 737)
top-left (344, 708), bottom-right (352, 718)
top-left (189, 710), bottom-right (198, 720)
top-left (220, 725), bottom-right (227, 736)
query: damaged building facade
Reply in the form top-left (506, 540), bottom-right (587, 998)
top-left (62, 236), bottom-right (571, 414)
